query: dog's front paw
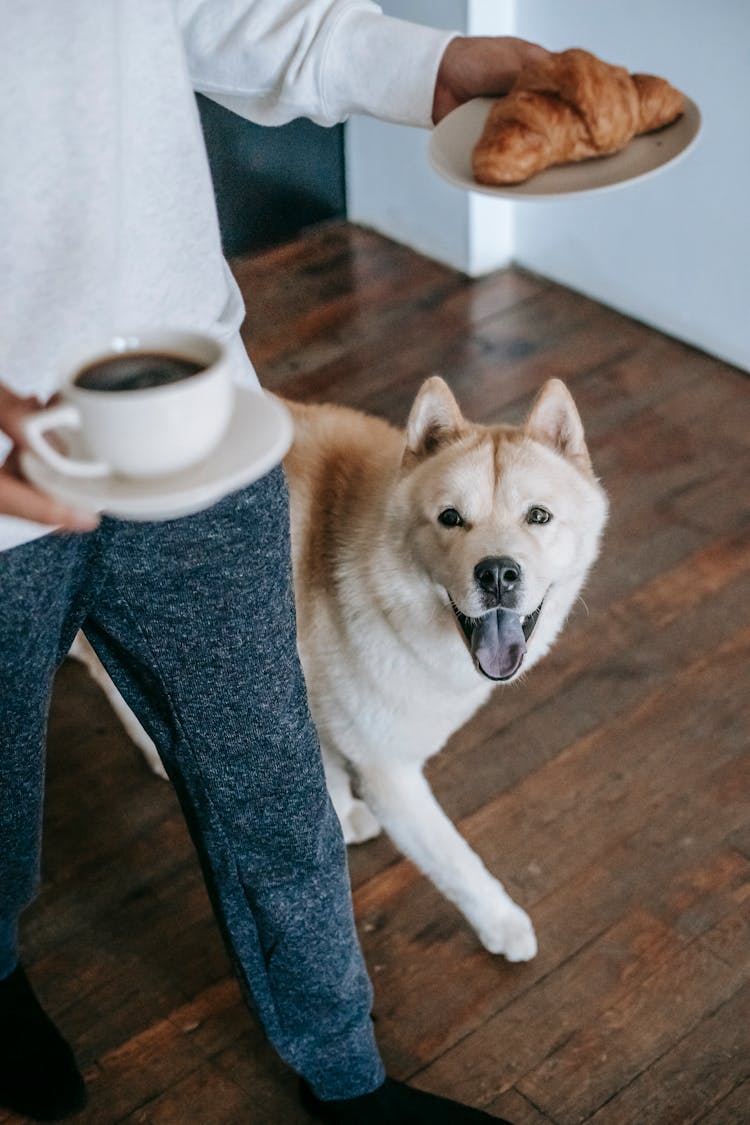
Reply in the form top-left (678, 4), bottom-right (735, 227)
top-left (476, 901), bottom-right (537, 961)
top-left (340, 799), bottom-right (382, 845)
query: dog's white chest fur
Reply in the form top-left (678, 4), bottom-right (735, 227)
top-left (301, 577), bottom-right (493, 768)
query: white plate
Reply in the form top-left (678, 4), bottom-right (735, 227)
top-left (429, 95), bottom-right (701, 199)
top-left (21, 386), bottom-right (293, 521)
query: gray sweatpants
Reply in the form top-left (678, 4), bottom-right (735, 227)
top-left (0, 467), bottom-right (384, 1100)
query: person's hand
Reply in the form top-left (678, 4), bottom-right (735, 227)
top-left (0, 385), bottom-right (99, 531)
top-left (432, 36), bottom-right (550, 124)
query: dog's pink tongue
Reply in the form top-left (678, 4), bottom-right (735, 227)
top-left (471, 608), bottom-right (526, 680)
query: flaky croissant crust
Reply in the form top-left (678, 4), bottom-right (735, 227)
top-left (472, 48), bottom-right (685, 186)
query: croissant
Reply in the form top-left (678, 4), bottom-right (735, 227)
top-left (472, 48), bottom-right (685, 186)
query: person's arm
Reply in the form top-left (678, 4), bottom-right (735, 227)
top-left (177, 0), bottom-right (547, 130)
top-left (177, 0), bottom-right (453, 129)
top-left (0, 387), bottom-right (99, 531)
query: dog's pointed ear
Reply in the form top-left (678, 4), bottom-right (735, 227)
top-left (404, 377), bottom-right (466, 465)
top-left (525, 379), bottom-right (591, 472)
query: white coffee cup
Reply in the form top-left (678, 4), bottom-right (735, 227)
top-left (22, 330), bottom-right (234, 480)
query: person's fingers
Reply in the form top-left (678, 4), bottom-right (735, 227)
top-left (0, 468), bottom-right (99, 531)
top-left (0, 387), bottom-right (46, 448)
top-left (0, 390), bottom-right (97, 530)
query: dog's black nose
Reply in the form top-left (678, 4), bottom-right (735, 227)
top-left (474, 556), bottom-right (522, 599)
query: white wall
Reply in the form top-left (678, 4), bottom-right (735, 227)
top-left (512, 0), bottom-right (750, 373)
top-left (346, 0), bottom-right (515, 274)
top-left (347, 1), bottom-right (750, 372)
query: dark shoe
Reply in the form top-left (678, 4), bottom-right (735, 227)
top-left (0, 965), bottom-right (86, 1120)
top-left (300, 1076), bottom-right (512, 1123)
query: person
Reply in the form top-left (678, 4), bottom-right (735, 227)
top-left (0, 3), bottom-right (547, 1121)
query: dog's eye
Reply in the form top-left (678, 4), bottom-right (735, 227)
top-left (438, 508), bottom-right (464, 528)
top-left (527, 505), bottom-right (552, 526)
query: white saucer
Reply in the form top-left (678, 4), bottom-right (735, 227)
top-left (428, 95), bottom-right (701, 199)
top-left (21, 386), bottom-right (293, 521)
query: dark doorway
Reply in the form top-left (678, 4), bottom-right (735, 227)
top-left (197, 94), bottom-right (346, 257)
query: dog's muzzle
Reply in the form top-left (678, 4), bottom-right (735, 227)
top-left (449, 596), bottom-right (544, 681)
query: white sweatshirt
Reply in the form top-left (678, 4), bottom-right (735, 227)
top-left (0, 0), bottom-right (455, 552)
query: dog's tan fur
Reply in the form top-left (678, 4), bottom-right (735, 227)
top-left (72, 376), bottom-right (607, 959)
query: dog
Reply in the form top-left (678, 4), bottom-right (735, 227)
top-left (71, 376), bottom-right (607, 961)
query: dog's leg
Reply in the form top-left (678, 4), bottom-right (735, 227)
top-left (322, 749), bottom-right (381, 845)
top-left (68, 633), bottom-right (168, 780)
top-left (357, 763), bottom-right (537, 960)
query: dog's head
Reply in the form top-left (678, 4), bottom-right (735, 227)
top-left (398, 377), bottom-right (608, 683)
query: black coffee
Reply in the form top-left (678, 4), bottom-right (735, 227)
top-left (74, 351), bottom-right (204, 393)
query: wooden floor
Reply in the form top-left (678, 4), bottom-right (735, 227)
top-left (5, 224), bottom-right (749, 1125)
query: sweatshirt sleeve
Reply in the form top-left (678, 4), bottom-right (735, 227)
top-left (176, 0), bottom-right (458, 129)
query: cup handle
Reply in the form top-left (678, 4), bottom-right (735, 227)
top-left (22, 404), bottom-right (110, 478)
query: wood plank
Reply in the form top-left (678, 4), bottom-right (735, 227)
top-left (696, 1077), bottom-right (750, 1125)
top-left (516, 900), bottom-right (750, 1122)
top-left (412, 849), bottom-right (748, 1108)
top-left (235, 225), bottom-right (545, 380)
top-left (80, 1017), bottom-right (208, 1124)
top-left (586, 982), bottom-right (750, 1125)
top-left (484, 1088), bottom-right (556, 1125)
top-left (118, 1062), bottom-right (258, 1125)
